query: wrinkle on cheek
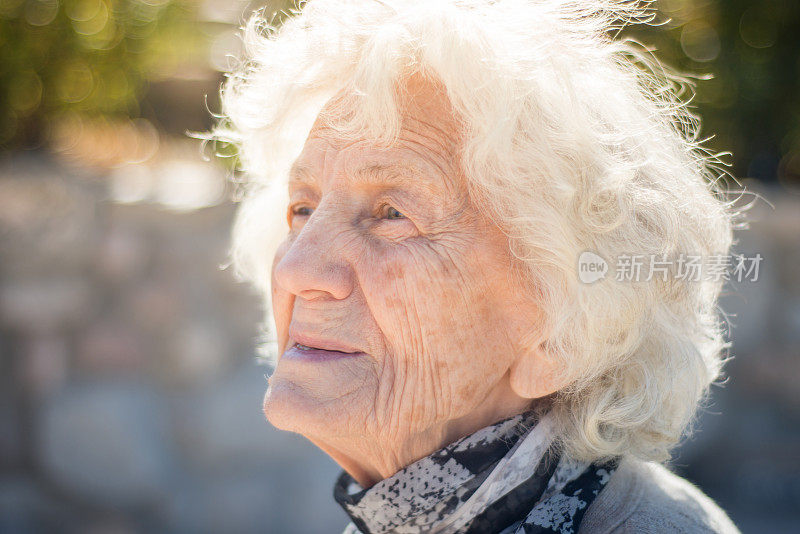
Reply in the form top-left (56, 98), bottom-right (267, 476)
top-left (376, 355), bottom-right (405, 438)
top-left (370, 245), bottom-right (464, 416)
top-left (340, 229), bottom-right (368, 264)
top-left (390, 231), bottom-right (517, 397)
top-left (362, 255), bottom-right (424, 425)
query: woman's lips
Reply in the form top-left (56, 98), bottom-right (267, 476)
top-left (281, 343), bottom-right (366, 362)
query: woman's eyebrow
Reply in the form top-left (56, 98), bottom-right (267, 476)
top-left (353, 163), bottom-right (443, 195)
top-left (287, 163), bottom-right (403, 187)
top-left (287, 163), bottom-right (316, 187)
top-left (288, 161), bottom-right (445, 195)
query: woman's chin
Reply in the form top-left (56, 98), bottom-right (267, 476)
top-left (262, 372), bottom-right (370, 439)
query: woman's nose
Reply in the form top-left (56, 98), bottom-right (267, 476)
top-left (272, 205), bottom-right (355, 301)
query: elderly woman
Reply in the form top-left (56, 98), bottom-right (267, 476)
top-left (208, 0), bottom-right (742, 532)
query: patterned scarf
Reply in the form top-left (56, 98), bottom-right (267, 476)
top-left (333, 410), bottom-right (618, 534)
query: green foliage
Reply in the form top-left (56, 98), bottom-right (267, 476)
top-left (0, 0), bottom-right (797, 187)
top-left (625, 0), bottom-right (800, 186)
top-left (0, 0), bottom-right (202, 148)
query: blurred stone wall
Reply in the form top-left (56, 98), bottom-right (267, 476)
top-left (0, 151), bottom-right (349, 533)
top-left (0, 152), bottom-right (798, 533)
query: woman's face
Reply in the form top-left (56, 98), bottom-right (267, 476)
top-left (264, 77), bottom-right (545, 467)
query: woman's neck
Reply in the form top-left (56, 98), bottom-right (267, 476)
top-left (310, 379), bottom-right (535, 488)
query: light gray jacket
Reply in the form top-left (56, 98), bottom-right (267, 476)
top-left (580, 457), bottom-right (740, 533)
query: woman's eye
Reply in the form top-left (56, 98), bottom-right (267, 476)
top-left (292, 205), bottom-right (314, 217)
top-left (383, 205), bottom-right (405, 220)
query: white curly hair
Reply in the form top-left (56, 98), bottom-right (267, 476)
top-left (205, 0), bottom-right (746, 463)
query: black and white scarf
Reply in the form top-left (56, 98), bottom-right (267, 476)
top-left (333, 410), bottom-right (618, 534)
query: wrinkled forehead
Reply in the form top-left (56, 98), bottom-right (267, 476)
top-left (293, 73), bottom-right (465, 189)
top-left (314, 71), bottom-right (461, 141)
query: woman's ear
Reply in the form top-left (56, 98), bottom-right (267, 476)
top-left (508, 342), bottom-right (562, 399)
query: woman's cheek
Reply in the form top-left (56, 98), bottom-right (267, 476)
top-left (356, 244), bottom-right (419, 344)
top-left (368, 246), bottom-right (442, 342)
